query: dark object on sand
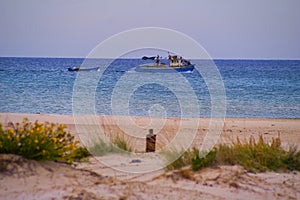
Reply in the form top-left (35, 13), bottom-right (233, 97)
top-left (146, 129), bottom-right (156, 152)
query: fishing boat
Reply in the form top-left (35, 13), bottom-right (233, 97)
top-left (136, 55), bottom-right (194, 73)
top-left (68, 67), bottom-right (99, 71)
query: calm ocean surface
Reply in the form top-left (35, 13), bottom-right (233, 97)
top-left (0, 57), bottom-right (299, 119)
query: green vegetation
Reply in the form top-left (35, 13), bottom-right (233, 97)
top-left (88, 139), bottom-right (117, 156)
top-left (111, 134), bottom-right (132, 152)
top-left (164, 148), bottom-right (198, 171)
top-left (89, 134), bottom-right (132, 156)
top-left (165, 135), bottom-right (300, 173)
top-left (0, 119), bottom-right (90, 163)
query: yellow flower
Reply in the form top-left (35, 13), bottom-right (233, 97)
top-left (34, 139), bottom-right (39, 143)
top-left (8, 128), bottom-right (14, 134)
top-left (30, 129), bottom-right (34, 134)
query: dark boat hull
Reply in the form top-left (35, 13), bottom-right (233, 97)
top-left (135, 64), bottom-right (194, 73)
top-left (68, 67), bottom-right (99, 71)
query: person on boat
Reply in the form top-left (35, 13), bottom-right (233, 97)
top-left (183, 59), bottom-right (191, 66)
top-left (178, 56), bottom-right (183, 67)
top-left (155, 55), bottom-right (160, 66)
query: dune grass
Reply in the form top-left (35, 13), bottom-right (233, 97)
top-left (89, 133), bottom-right (132, 156)
top-left (165, 135), bottom-right (300, 173)
top-left (111, 134), bottom-right (132, 152)
top-left (88, 139), bottom-right (116, 156)
top-left (164, 148), bottom-right (198, 171)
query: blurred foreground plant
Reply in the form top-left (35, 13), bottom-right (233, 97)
top-left (0, 118), bottom-right (89, 163)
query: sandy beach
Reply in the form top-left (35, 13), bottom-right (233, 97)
top-left (1, 112), bottom-right (299, 150)
top-left (1, 112), bottom-right (300, 199)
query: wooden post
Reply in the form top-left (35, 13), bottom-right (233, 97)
top-left (146, 129), bottom-right (156, 152)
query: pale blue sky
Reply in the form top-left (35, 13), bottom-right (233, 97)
top-left (0, 0), bottom-right (299, 59)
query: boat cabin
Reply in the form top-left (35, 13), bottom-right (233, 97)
top-left (168, 55), bottom-right (191, 67)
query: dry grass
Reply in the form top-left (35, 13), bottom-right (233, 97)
top-left (88, 124), bottom-right (133, 156)
top-left (165, 135), bottom-right (300, 173)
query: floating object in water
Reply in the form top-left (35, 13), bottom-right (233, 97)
top-left (68, 67), bottom-right (99, 71)
top-left (142, 56), bottom-right (156, 60)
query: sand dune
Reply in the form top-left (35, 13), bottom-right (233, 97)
top-left (0, 113), bottom-right (299, 199)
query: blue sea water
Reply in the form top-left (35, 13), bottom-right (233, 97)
top-left (0, 57), bottom-right (299, 119)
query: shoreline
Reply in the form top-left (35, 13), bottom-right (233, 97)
top-left (1, 112), bottom-right (300, 121)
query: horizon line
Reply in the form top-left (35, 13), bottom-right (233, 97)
top-left (0, 55), bottom-right (300, 61)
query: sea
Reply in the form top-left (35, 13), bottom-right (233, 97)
top-left (0, 57), bottom-right (299, 119)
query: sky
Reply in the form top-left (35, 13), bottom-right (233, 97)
top-left (0, 0), bottom-right (299, 59)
